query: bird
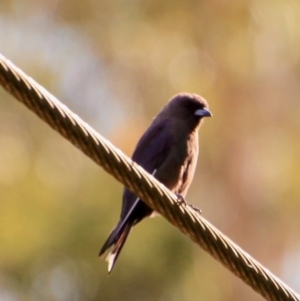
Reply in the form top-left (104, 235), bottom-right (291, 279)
top-left (99, 93), bottom-right (212, 273)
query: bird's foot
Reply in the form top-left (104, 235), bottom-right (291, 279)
top-left (188, 204), bottom-right (202, 214)
top-left (175, 194), bottom-right (202, 214)
top-left (175, 193), bottom-right (186, 205)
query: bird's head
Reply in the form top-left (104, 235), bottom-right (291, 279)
top-left (164, 93), bottom-right (212, 130)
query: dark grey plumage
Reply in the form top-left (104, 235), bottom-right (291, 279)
top-left (99, 93), bottom-right (212, 272)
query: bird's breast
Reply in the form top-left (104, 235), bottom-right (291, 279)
top-left (156, 131), bottom-right (199, 196)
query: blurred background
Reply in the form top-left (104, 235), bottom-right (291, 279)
top-left (0, 0), bottom-right (300, 300)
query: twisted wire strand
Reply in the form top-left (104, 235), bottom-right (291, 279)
top-left (0, 53), bottom-right (298, 301)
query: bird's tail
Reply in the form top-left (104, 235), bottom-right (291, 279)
top-left (99, 220), bottom-right (133, 273)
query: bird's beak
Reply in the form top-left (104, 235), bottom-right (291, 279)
top-left (194, 108), bottom-right (212, 117)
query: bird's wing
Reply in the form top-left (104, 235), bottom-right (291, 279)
top-left (120, 119), bottom-right (173, 220)
top-left (132, 118), bottom-right (173, 172)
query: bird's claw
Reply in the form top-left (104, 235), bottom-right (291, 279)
top-left (188, 204), bottom-right (202, 214)
top-left (175, 194), bottom-right (202, 214)
top-left (175, 194), bottom-right (186, 205)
